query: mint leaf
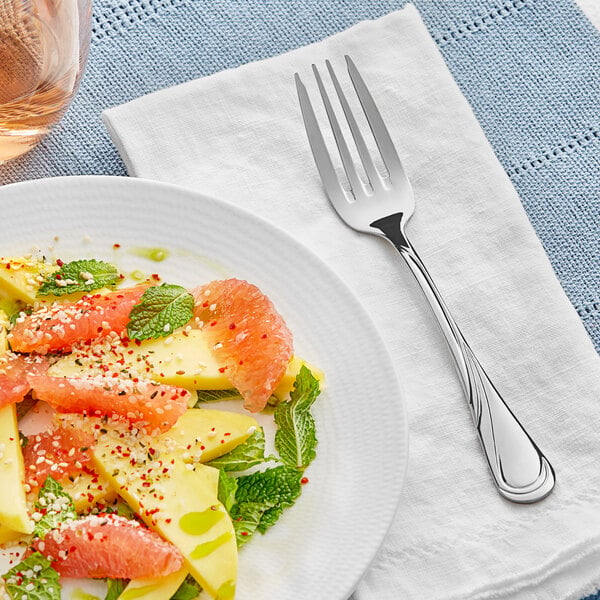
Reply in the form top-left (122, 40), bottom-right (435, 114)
top-left (195, 389), bottom-right (278, 407)
top-left (274, 366), bottom-right (320, 468)
top-left (37, 259), bottom-right (119, 296)
top-left (33, 476), bottom-right (77, 539)
top-left (2, 552), bottom-right (61, 600)
top-left (116, 502), bottom-right (136, 520)
top-left (235, 465), bottom-right (303, 532)
top-left (127, 283), bottom-right (194, 341)
top-left (217, 470), bottom-right (238, 513)
top-left (207, 428), bottom-right (268, 472)
top-left (170, 575), bottom-right (201, 600)
top-left (230, 501), bottom-right (274, 546)
top-left (105, 579), bottom-right (128, 600)
top-left (195, 389), bottom-right (243, 405)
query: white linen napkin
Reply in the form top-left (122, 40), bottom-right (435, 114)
top-left (103, 5), bottom-right (600, 599)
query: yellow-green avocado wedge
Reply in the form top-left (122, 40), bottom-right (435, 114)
top-left (92, 408), bottom-right (257, 599)
top-left (0, 256), bottom-right (57, 306)
top-left (92, 445), bottom-right (237, 600)
top-left (0, 309), bottom-right (34, 538)
top-left (117, 566), bottom-right (188, 600)
top-left (158, 408), bottom-right (258, 463)
top-left (48, 328), bottom-right (324, 402)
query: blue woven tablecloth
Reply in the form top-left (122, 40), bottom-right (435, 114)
top-left (0, 1), bottom-right (598, 595)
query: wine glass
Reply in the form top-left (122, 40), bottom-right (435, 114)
top-left (0, 0), bottom-right (92, 164)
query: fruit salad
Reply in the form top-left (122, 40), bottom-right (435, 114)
top-left (0, 256), bottom-right (323, 600)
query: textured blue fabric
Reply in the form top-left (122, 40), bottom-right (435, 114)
top-left (1, 1), bottom-right (597, 358)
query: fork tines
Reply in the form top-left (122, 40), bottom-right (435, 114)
top-left (295, 56), bottom-right (409, 206)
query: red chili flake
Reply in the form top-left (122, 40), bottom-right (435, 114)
top-left (202, 301), bottom-right (209, 308)
top-left (5, 263), bottom-right (10, 270)
top-left (134, 340), bottom-right (142, 346)
top-left (165, 518), bottom-right (172, 524)
top-left (239, 360), bottom-right (244, 365)
top-left (229, 323), bottom-right (236, 330)
top-left (224, 432), bottom-right (231, 436)
top-left (261, 334), bottom-right (268, 339)
top-left (241, 531), bottom-right (249, 536)
top-left (218, 367), bottom-right (227, 373)
top-left (210, 321), bottom-right (217, 327)
top-left (56, 258), bottom-right (64, 267)
top-left (151, 274), bottom-right (160, 281)
top-left (301, 477), bottom-right (309, 485)
top-left (113, 243), bottom-right (121, 249)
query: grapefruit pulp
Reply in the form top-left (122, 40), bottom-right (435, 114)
top-left (22, 422), bottom-right (95, 490)
top-left (28, 374), bottom-right (190, 433)
top-left (0, 354), bottom-right (48, 408)
top-left (32, 513), bottom-right (184, 578)
top-left (192, 279), bottom-right (293, 412)
top-left (8, 286), bottom-right (147, 354)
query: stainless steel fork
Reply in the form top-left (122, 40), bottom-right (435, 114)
top-left (295, 56), bottom-right (555, 503)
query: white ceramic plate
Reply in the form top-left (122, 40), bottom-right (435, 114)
top-left (0, 176), bottom-right (408, 600)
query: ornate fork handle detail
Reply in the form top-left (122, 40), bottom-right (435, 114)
top-left (372, 212), bottom-right (555, 503)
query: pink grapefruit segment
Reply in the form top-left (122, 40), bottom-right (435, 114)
top-left (8, 286), bottom-right (147, 355)
top-left (0, 353), bottom-right (48, 408)
top-left (22, 423), bottom-right (95, 490)
top-left (33, 513), bottom-right (184, 578)
top-left (192, 279), bottom-right (293, 412)
top-left (28, 374), bottom-right (189, 433)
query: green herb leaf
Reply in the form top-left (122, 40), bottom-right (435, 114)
top-left (195, 389), bottom-right (243, 405)
top-left (207, 428), bottom-right (268, 472)
top-left (217, 469), bottom-right (238, 513)
top-left (105, 579), bottom-right (128, 600)
top-left (169, 575), bottom-right (202, 600)
top-left (274, 366), bottom-right (320, 468)
top-left (195, 389), bottom-right (278, 407)
top-left (33, 476), bottom-right (77, 539)
top-left (235, 465), bottom-right (303, 532)
top-left (37, 259), bottom-right (120, 296)
top-left (19, 431), bottom-right (29, 449)
top-left (116, 502), bottom-right (136, 520)
top-left (230, 501), bottom-right (274, 546)
top-left (2, 552), bottom-right (61, 600)
top-left (127, 283), bottom-right (194, 341)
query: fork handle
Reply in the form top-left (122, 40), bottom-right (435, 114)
top-left (372, 213), bottom-right (555, 503)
